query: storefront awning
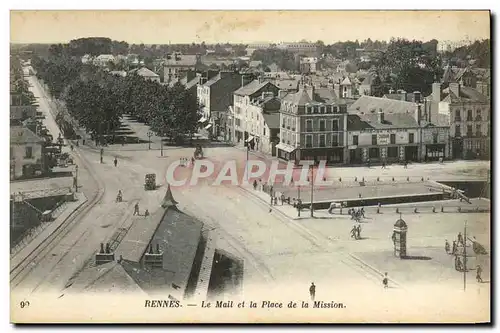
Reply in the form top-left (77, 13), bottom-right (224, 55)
top-left (204, 124), bottom-right (213, 130)
top-left (198, 117), bottom-right (207, 123)
top-left (276, 143), bottom-right (296, 153)
top-left (245, 135), bottom-right (255, 143)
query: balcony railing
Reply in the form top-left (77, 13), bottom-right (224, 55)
top-left (454, 117), bottom-right (461, 122)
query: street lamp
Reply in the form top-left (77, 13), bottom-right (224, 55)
top-left (246, 144), bottom-right (250, 181)
top-left (147, 131), bottom-right (153, 150)
top-left (310, 162), bottom-right (316, 218)
top-left (74, 164), bottom-right (79, 193)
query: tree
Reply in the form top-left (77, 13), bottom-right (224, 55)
top-left (373, 38), bottom-right (442, 95)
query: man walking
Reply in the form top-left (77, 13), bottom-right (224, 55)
top-left (476, 265), bottom-right (483, 283)
top-left (383, 273), bottom-right (389, 288)
top-left (309, 282), bottom-right (316, 301)
top-left (133, 203), bottom-right (140, 216)
top-left (114, 157), bottom-right (118, 167)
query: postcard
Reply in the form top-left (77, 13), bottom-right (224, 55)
top-left (9, 10), bottom-right (491, 323)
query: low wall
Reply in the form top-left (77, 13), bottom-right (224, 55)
top-left (300, 193), bottom-right (447, 210)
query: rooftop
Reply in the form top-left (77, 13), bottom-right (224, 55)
top-left (348, 95), bottom-right (418, 115)
top-left (347, 112), bottom-right (419, 130)
top-left (234, 80), bottom-right (274, 97)
top-left (441, 86), bottom-right (489, 104)
top-left (10, 126), bottom-right (44, 144)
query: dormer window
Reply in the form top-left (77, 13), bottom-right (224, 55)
top-left (333, 106), bottom-right (338, 113)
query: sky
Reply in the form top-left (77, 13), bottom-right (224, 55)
top-left (10, 10), bottom-right (490, 45)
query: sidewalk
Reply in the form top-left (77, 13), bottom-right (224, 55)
top-left (10, 192), bottom-right (88, 266)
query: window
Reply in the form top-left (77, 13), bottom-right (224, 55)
top-left (388, 147), bottom-right (398, 158)
top-left (236, 119), bottom-right (241, 126)
top-left (409, 133), bottom-right (414, 143)
top-left (25, 146), bottom-right (33, 159)
top-left (467, 125), bottom-right (473, 137)
top-left (314, 106), bottom-right (319, 114)
top-left (476, 109), bottom-right (482, 121)
top-left (306, 119), bottom-right (313, 132)
top-left (306, 107), bottom-right (312, 114)
top-left (467, 110), bottom-right (473, 121)
top-left (320, 106), bottom-right (326, 114)
top-left (263, 127), bottom-right (266, 136)
top-left (282, 118), bottom-right (285, 128)
top-left (353, 135), bottom-right (358, 145)
top-left (305, 135), bottom-right (312, 148)
top-left (433, 132), bottom-right (438, 144)
top-left (455, 110), bottom-right (461, 121)
top-left (326, 105), bottom-right (331, 113)
top-left (390, 134), bottom-right (396, 144)
top-left (455, 125), bottom-right (461, 137)
top-left (332, 134), bottom-right (339, 146)
top-left (333, 106), bottom-right (338, 113)
top-left (372, 134), bottom-right (377, 145)
top-left (319, 120), bottom-right (326, 131)
top-left (319, 135), bottom-right (326, 147)
top-left (332, 119), bottom-right (339, 131)
top-left (476, 124), bottom-right (481, 137)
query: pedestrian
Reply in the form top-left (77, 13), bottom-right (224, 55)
top-left (452, 240), bottom-right (457, 255)
top-left (259, 179), bottom-right (262, 191)
top-left (281, 193), bottom-right (285, 205)
top-left (70, 144), bottom-right (74, 151)
top-left (100, 156), bottom-right (103, 164)
top-left (274, 197), bottom-right (278, 206)
top-left (360, 207), bottom-right (365, 218)
top-left (356, 224), bottom-right (361, 239)
top-left (445, 239), bottom-right (450, 254)
top-left (455, 255), bottom-right (463, 271)
top-left (133, 203), bottom-right (140, 216)
top-left (381, 161), bottom-right (385, 169)
top-left (82, 139), bottom-right (86, 145)
top-left (457, 232), bottom-right (463, 245)
top-left (191, 157), bottom-right (195, 166)
top-left (476, 265), bottom-right (483, 283)
top-left (114, 157), bottom-right (117, 167)
top-left (270, 196), bottom-right (274, 205)
top-left (383, 273), bottom-right (389, 288)
top-left (144, 209), bottom-right (150, 217)
top-left (309, 282), bottom-right (316, 301)
top-left (253, 179), bottom-right (258, 190)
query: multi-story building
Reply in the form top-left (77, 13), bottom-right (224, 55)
top-left (277, 84), bottom-right (350, 164)
top-left (432, 82), bottom-right (490, 159)
top-left (276, 42), bottom-right (319, 56)
top-left (299, 57), bottom-right (319, 74)
top-left (347, 95), bottom-right (450, 163)
top-left (197, 71), bottom-right (248, 138)
top-left (94, 54), bottom-right (115, 67)
top-left (10, 126), bottom-right (44, 179)
top-left (163, 53), bottom-right (203, 83)
top-left (231, 80), bottom-right (280, 148)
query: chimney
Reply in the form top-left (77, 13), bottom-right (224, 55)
top-left (378, 109), bottom-right (385, 123)
top-left (305, 84), bottom-right (314, 100)
top-left (100, 243), bottom-right (105, 254)
top-left (449, 83), bottom-right (460, 98)
top-left (432, 82), bottom-right (442, 102)
top-left (415, 104), bottom-right (423, 125)
top-left (334, 83), bottom-right (341, 98)
top-left (149, 243), bottom-right (153, 254)
top-left (156, 243), bottom-right (160, 254)
top-left (105, 243), bottom-right (111, 254)
top-left (413, 91), bottom-right (421, 104)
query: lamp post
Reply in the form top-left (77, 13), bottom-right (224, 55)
top-left (246, 144), bottom-right (250, 181)
top-left (297, 185), bottom-right (301, 217)
top-left (147, 131), bottom-right (153, 150)
top-left (310, 164), bottom-right (315, 217)
top-left (160, 135), bottom-right (164, 157)
top-left (74, 164), bottom-right (79, 193)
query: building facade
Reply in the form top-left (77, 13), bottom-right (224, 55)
top-left (163, 53), bottom-right (203, 83)
top-left (433, 82), bottom-right (490, 159)
top-left (232, 80), bottom-right (280, 146)
top-left (278, 84), bottom-right (349, 164)
top-left (10, 126), bottom-right (44, 179)
top-left (197, 71), bottom-right (248, 138)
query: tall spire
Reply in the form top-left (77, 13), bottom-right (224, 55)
top-left (161, 183), bottom-right (178, 208)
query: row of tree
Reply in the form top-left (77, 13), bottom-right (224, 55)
top-left (10, 56), bottom-right (37, 106)
top-left (32, 49), bottom-right (201, 144)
